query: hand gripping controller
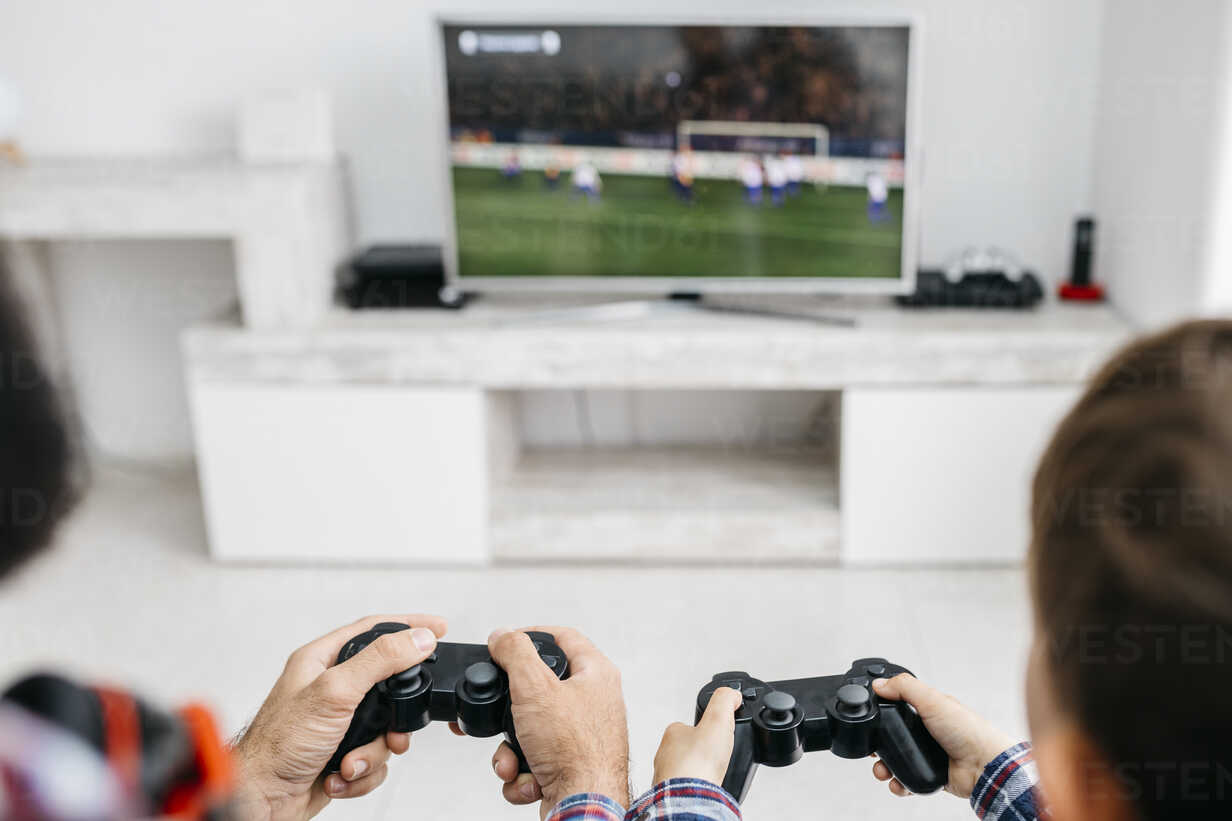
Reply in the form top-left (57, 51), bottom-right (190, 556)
top-left (324, 623), bottom-right (569, 774)
top-left (696, 658), bottom-right (948, 802)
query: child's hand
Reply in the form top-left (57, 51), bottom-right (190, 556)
top-left (870, 674), bottom-right (1015, 799)
top-left (652, 687), bottom-right (743, 786)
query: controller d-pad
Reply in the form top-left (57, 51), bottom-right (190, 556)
top-left (742, 686), bottom-right (762, 701)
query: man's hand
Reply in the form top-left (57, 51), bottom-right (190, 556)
top-left (484, 627), bottom-right (630, 818)
top-left (230, 614), bottom-right (447, 821)
top-left (870, 674), bottom-right (1014, 799)
top-left (652, 686), bottom-right (742, 786)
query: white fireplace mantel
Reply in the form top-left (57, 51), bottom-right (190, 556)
top-left (0, 156), bottom-right (350, 329)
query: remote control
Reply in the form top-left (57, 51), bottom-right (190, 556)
top-left (325, 623), bottom-right (568, 774)
top-left (696, 658), bottom-right (948, 802)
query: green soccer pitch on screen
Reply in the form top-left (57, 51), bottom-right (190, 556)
top-left (439, 20), bottom-right (918, 292)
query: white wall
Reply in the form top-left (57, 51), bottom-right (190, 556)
top-left (1196, 10), bottom-right (1232, 316)
top-left (1091, 0), bottom-right (1232, 327)
top-left (47, 240), bottom-right (238, 463)
top-left (0, 0), bottom-right (1108, 460)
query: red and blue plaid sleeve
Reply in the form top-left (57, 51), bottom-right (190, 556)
top-left (547, 793), bottom-right (627, 821)
top-left (624, 778), bottom-right (742, 821)
top-left (970, 742), bottom-right (1046, 821)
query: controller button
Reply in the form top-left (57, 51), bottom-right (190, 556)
top-left (866, 663), bottom-right (887, 677)
top-left (540, 654), bottom-right (559, 669)
top-left (387, 664), bottom-right (424, 694)
top-left (761, 691), bottom-right (797, 727)
top-left (427, 651), bottom-right (438, 664)
top-left (847, 676), bottom-right (871, 687)
top-left (721, 679), bottom-right (743, 692)
top-left (464, 662), bottom-right (501, 699)
top-left (742, 686), bottom-right (761, 701)
top-left (837, 684), bottom-right (871, 716)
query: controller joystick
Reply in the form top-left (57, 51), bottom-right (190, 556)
top-left (464, 662), bottom-right (500, 699)
top-left (387, 664), bottom-right (426, 695)
top-left (695, 658), bottom-right (948, 803)
top-left (324, 624), bottom-right (568, 774)
top-left (836, 684), bottom-right (870, 717)
top-left (760, 691), bottom-right (797, 727)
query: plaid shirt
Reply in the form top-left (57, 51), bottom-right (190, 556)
top-left (547, 779), bottom-right (741, 821)
top-left (546, 744), bottom-right (1042, 821)
top-left (971, 742), bottom-right (1045, 821)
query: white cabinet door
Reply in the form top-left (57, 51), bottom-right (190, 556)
top-left (189, 382), bottom-right (488, 563)
top-left (841, 387), bottom-right (1079, 564)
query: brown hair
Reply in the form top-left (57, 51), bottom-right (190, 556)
top-left (1030, 319), bottom-right (1232, 819)
top-left (0, 264), bottom-right (75, 576)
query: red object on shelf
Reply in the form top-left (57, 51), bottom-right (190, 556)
top-left (1058, 282), bottom-right (1105, 301)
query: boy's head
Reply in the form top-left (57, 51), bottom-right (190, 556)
top-left (0, 269), bottom-right (74, 577)
top-left (1027, 319), bottom-right (1232, 821)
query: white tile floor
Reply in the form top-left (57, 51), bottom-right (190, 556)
top-left (0, 467), bottom-right (1034, 820)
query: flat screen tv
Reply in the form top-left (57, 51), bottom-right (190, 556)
top-left (437, 16), bottom-right (921, 294)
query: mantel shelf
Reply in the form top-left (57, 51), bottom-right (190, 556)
top-left (0, 155), bottom-right (350, 328)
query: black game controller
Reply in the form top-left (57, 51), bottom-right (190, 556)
top-left (696, 658), bottom-right (948, 802)
top-left (324, 623), bottom-right (568, 774)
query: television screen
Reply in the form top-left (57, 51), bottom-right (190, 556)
top-left (440, 22), bottom-right (915, 289)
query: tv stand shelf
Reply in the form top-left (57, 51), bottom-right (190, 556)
top-left (492, 446), bottom-right (839, 563)
top-left (182, 296), bottom-right (1132, 565)
top-left (185, 296), bottom-right (1129, 389)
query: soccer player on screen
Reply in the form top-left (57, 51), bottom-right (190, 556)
top-left (740, 156), bottom-right (764, 206)
top-left (866, 171), bottom-right (890, 224)
top-left (543, 159), bottom-right (561, 190)
top-left (784, 152), bottom-right (804, 196)
top-left (572, 161), bottom-right (601, 201)
top-left (501, 150), bottom-right (522, 182)
top-left (765, 154), bottom-right (788, 207)
top-left (671, 149), bottom-right (695, 204)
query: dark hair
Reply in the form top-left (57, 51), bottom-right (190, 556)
top-left (0, 266), bottom-right (76, 577)
top-left (1030, 319), bottom-right (1232, 820)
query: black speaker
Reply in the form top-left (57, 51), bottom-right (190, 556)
top-left (340, 245), bottom-right (466, 309)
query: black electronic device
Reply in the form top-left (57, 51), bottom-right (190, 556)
top-left (898, 247), bottom-right (1044, 308)
top-left (898, 269), bottom-right (1044, 308)
top-left (341, 245), bottom-right (466, 309)
top-left (1058, 216), bottom-right (1104, 301)
top-left (1069, 217), bottom-right (1095, 287)
top-left (696, 658), bottom-right (948, 803)
top-left (325, 624), bottom-right (568, 774)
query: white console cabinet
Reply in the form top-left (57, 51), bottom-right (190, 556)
top-left (190, 382), bottom-right (492, 563)
top-left (183, 298), bottom-right (1131, 565)
top-left (841, 386), bottom-right (1079, 564)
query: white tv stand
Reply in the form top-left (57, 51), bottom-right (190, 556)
top-left (183, 295), bottom-right (1131, 565)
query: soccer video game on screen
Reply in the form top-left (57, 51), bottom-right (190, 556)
top-left (443, 24), bottom-right (910, 280)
